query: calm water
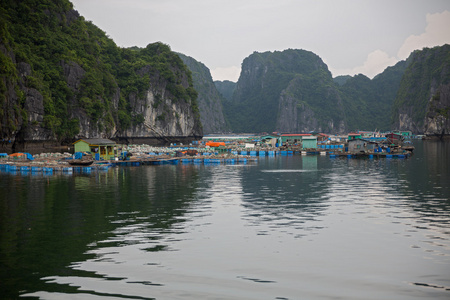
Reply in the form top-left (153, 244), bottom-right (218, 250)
top-left (1, 140), bottom-right (449, 300)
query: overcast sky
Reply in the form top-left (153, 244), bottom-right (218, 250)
top-left (71, 0), bottom-right (450, 82)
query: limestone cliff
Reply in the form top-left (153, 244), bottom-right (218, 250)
top-left (0, 0), bottom-right (202, 152)
top-left (224, 49), bottom-right (348, 134)
top-left (214, 80), bottom-right (236, 102)
top-left (178, 53), bottom-right (227, 134)
top-left (393, 45), bottom-right (450, 136)
top-left (224, 48), bottom-right (407, 134)
top-left (424, 82), bottom-right (450, 137)
top-left (276, 72), bottom-right (347, 134)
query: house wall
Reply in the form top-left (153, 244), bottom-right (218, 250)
top-left (302, 139), bottom-right (317, 149)
top-left (348, 140), bottom-right (365, 153)
top-left (74, 141), bottom-right (91, 153)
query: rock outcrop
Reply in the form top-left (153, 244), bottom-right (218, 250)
top-left (224, 49), bottom-right (348, 134)
top-left (424, 82), bottom-right (450, 137)
top-left (393, 45), bottom-right (450, 136)
top-left (0, 1), bottom-right (202, 152)
top-left (178, 53), bottom-right (227, 134)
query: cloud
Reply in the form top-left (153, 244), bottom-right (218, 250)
top-left (328, 50), bottom-right (398, 79)
top-left (397, 10), bottom-right (450, 60)
top-left (330, 10), bottom-right (450, 79)
top-left (210, 66), bottom-right (241, 82)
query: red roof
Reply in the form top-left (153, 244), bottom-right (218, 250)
top-left (281, 133), bottom-right (312, 136)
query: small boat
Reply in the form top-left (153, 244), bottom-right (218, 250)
top-left (68, 160), bottom-right (94, 166)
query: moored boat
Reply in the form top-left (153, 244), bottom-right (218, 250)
top-left (68, 160), bottom-right (94, 166)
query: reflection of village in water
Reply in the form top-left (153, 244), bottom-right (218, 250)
top-left (1, 139), bottom-right (449, 300)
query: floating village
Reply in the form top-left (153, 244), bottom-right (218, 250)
top-left (0, 131), bottom-right (417, 176)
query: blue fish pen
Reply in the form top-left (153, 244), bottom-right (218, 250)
top-left (238, 158), bottom-right (247, 163)
top-left (43, 167), bottom-right (53, 174)
top-left (31, 166), bottom-right (42, 172)
top-left (225, 159), bottom-right (235, 164)
top-left (62, 167), bottom-right (73, 173)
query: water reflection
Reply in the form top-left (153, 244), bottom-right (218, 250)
top-left (239, 156), bottom-right (329, 237)
top-left (26, 165), bottom-right (247, 299)
top-left (1, 141), bottom-right (449, 299)
top-left (0, 165), bottom-right (203, 299)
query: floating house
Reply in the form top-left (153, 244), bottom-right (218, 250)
top-left (316, 133), bottom-right (329, 143)
top-left (260, 134), bottom-right (281, 147)
top-left (281, 134), bottom-right (312, 145)
top-left (347, 133), bottom-right (362, 140)
top-left (329, 135), bottom-right (348, 143)
top-left (301, 136), bottom-right (318, 149)
top-left (385, 132), bottom-right (404, 146)
top-left (348, 139), bottom-right (378, 154)
top-left (73, 138), bottom-right (117, 160)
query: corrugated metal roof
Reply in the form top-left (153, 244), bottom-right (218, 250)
top-left (281, 133), bottom-right (312, 136)
top-left (73, 138), bottom-right (116, 145)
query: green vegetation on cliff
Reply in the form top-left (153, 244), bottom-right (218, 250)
top-left (221, 49), bottom-right (408, 134)
top-left (223, 49), bottom-right (332, 133)
top-left (392, 45), bottom-right (450, 129)
top-left (177, 53), bottom-right (227, 134)
top-left (339, 60), bottom-right (407, 131)
top-left (214, 80), bottom-right (236, 102)
top-left (0, 0), bottom-right (199, 142)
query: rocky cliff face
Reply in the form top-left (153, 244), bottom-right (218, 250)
top-left (276, 74), bottom-right (347, 133)
top-left (0, 1), bottom-right (202, 152)
top-left (224, 49), bottom-right (348, 134)
top-left (0, 45), bottom-right (54, 151)
top-left (424, 82), bottom-right (450, 136)
top-left (120, 78), bottom-right (201, 140)
top-left (214, 80), bottom-right (236, 102)
top-left (393, 45), bottom-right (450, 136)
top-left (224, 48), bottom-right (411, 134)
top-left (178, 54), bottom-right (227, 134)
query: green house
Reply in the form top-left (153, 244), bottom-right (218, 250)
top-left (302, 136), bottom-right (318, 149)
top-left (73, 138), bottom-right (117, 160)
top-left (281, 134), bottom-right (312, 145)
top-left (348, 133), bottom-right (362, 140)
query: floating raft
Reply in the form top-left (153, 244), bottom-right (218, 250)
top-left (0, 162), bottom-right (114, 175)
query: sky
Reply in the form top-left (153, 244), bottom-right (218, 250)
top-left (70, 0), bottom-right (450, 82)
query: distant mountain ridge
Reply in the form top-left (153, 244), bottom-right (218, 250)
top-left (218, 46), bottom-right (449, 135)
top-left (214, 80), bottom-right (236, 102)
top-left (220, 49), bottom-right (405, 134)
